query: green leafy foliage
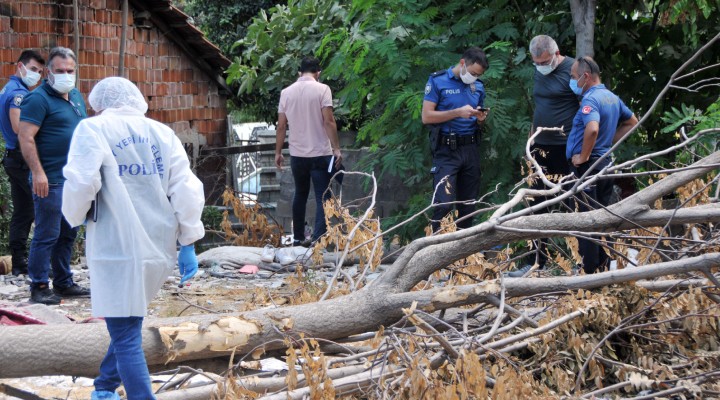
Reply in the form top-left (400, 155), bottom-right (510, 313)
top-left (222, 0), bottom-right (719, 241)
top-left (661, 97), bottom-right (720, 166)
top-left (178, 0), bottom-right (285, 57)
top-left (0, 137), bottom-right (10, 254)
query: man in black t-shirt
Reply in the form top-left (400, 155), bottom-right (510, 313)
top-left (507, 35), bottom-right (579, 277)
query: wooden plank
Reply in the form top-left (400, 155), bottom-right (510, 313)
top-left (199, 142), bottom-right (288, 156)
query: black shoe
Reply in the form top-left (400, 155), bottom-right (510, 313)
top-left (292, 239), bottom-right (312, 248)
top-left (11, 266), bottom-right (28, 276)
top-left (53, 283), bottom-right (90, 297)
top-left (30, 285), bottom-right (62, 305)
top-left (11, 256), bottom-right (28, 276)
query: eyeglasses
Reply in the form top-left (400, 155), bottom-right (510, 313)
top-left (533, 54), bottom-right (555, 67)
top-left (577, 57), bottom-right (599, 75)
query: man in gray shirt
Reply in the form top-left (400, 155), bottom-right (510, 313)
top-left (507, 35), bottom-right (579, 277)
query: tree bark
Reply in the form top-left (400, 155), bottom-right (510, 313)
top-left (0, 152), bottom-right (718, 379)
top-left (569, 0), bottom-right (596, 57)
top-left (1, 253), bottom-right (718, 378)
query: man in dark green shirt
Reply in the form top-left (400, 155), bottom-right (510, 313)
top-left (19, 46), bottom-right (90, 304)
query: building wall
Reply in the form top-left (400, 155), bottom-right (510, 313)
top-left (0, 0), bottom-right (228, 200)
top-left (255, 130), bottom-right (413, 238)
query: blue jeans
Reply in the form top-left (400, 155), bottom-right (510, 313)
top-left (27, 183), bottom-right (78, 289)
top-left (290, 155), bottom-right (333, 241)
top-left (95, 317), bottom-right (155, 400)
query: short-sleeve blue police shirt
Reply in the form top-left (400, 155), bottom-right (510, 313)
top-left (0, 76), bottom-right (30, 150)
top-left (566, 84), bottom-right (633, 160)
top-left (424, 67), bottom-right (485, 136)
top-left (20, 80), bottom-right (87, 184)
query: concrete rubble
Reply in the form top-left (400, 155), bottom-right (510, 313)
top-left (0, 246), bottom-right (384, 399)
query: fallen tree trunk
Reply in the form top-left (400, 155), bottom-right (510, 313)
top-left (0, 252), bottom-right (718, 378)
top-left (0, 152), bottom-right (718, 379)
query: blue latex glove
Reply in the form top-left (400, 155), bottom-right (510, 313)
top-left (178, 244), bottom-right (198, 285)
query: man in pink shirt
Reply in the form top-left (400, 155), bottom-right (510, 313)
top-left (275, 56), bottom-right (342, 246)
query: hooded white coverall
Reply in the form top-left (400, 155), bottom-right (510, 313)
top-left (62, 78), bottom-right (204, 317)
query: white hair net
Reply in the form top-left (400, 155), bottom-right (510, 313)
top-left (88, 77), bottom-right (149, 114)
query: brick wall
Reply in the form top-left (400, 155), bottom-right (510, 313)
top-left (0, 0), bottom-right (229, 201)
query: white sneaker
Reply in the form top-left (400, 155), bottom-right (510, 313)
top-left (261, 245), bottom-right (276, 263)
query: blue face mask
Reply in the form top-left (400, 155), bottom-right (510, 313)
top-left (569, 75), bottom-right (585, 95)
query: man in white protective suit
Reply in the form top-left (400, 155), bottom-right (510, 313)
top-left (62, 77), bottom-right (205, 400)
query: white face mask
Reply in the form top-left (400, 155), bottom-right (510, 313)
top-left (49, 72), bottom-right (76, 94)
top-left (535, 54), bottom-right (557, 76)
top-left (20, 64), bottom-right (41, 87)
top-left (460, 63), bottom-right (478, 84)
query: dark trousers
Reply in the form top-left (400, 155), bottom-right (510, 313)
top-left (27, 183), bottom-right (78, 289)
top-left (570, 158), bottom-right (614, 274)
top-left (431, 141), bottom-right (481, 232)
top-left (525, 143), bottom-right (570, 267)
top-left (290, 155), bottom-right (333, 242)
top-left (2, 151), bottom-right (34, 263)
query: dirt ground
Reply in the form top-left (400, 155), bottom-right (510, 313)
top-left (0, 258), bottom-right (300, 399)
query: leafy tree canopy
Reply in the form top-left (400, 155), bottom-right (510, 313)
top-left (223, 0), bottom-right (719, 241)
top-left (178, 0), bottom-right (286, 57)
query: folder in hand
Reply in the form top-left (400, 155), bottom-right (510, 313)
top-left (87, 193), bottom-right (99, 222)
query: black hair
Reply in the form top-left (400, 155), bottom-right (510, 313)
top-left (299, 56), bottom-right (321, 73)
top-left (18, 50), bottom-right (45, 66)
top-left (576, 56), bottom-right (600, 77)
top-left (462, 47), bottom-right (489, 70)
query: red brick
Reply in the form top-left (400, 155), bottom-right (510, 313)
top-left (167, 44), bottom-right (180, 58)
top-left (124, 40), bottom-right (136, 54)
top-left (151, 83), bottom-right (166, 96)
top-left (79, 7), bottom-right (94, 22)
top-left (2, 64), bottom-right (14, 77)
top-left (166, 56), bottom-right (180, 69)
top-left (12, 18), bottom-right (26, 32)
top-left (89, 0), bottom-right (106, 10)
top-left (124, 54), bottom-right (136, 69)
top-left (146, 69), bottom-right (160, 82)
top-left (134, 82), bottom-right (149, 95)
top-left (0, 16), bottom-right (9, 32)
top-left (194, 95), bottom-right (208, 108)
top-left (36, 18), bottom-right (51, 33)
top-left (108, 10), bottom-right (120, 25)
top-left (178, 109), bottom-right (192, 121)
top-left (1, 48), bottom-right (13, 63)
top-left (211, 108), bottom-right (226, 119)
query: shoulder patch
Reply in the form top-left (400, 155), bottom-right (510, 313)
top-left (582, 105), bottom-right (592, 114)
top-left (425, 83), bottom-right (432, 95)
top-left (13, 94), bottom-right (24, 107)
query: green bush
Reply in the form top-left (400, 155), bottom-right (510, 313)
top-left (0, 138), bottom-right (11, 255)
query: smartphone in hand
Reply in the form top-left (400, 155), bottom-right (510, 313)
top-left (477, 107), bottom-right (489, 112)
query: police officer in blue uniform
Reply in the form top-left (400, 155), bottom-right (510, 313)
top-left (422, 47), bottom-right (489, 232)
top-left (566, 56), bottom-right (638, 273)
top-left (1, 50), bottom-right (45, 276)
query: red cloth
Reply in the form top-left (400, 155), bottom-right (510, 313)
top-left (0, 309), bottom-right (47, 325)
